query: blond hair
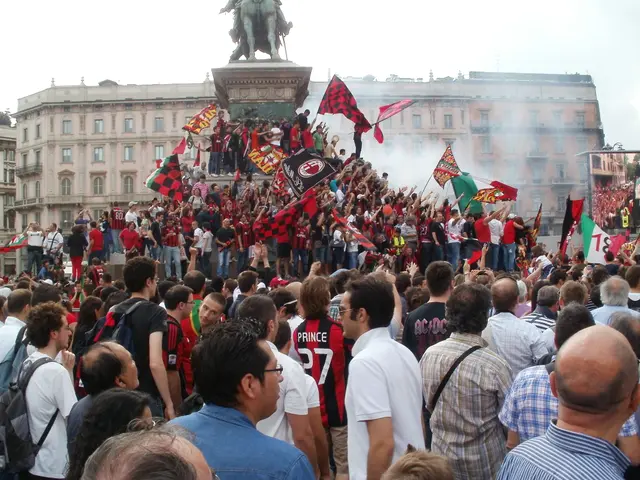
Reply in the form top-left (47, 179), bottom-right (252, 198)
top-left (382, 446), bottom-right (454, 480)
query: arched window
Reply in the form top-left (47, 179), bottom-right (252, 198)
top-left (123, 176), bottom-right (134, 194)
top-left (61, 178), bottom-right (72, 196)
top-left (93, 176), bottom-right (104, 195)
top-left (35, 181), bottom-right (40, 198)
top-left (21, 183), bottom-right (27, 200)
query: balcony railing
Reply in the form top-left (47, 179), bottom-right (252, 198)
top-left (13, 198), bottom-right (43, 209)
top-left (16, 164), bottom-right (42, 177)
top-left (527, 151), bottom-right (548, 159)
top-left (552, 177), bottom-right (574, 185)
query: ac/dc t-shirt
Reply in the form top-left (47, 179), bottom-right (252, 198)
top-left (402, 302), bottom-right (448, 360)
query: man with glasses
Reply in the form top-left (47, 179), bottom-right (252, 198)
top-left (170, 321), bottom-right (315, 479)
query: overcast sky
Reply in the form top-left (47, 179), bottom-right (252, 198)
top-left (2, 0), bottom-right (639, 149)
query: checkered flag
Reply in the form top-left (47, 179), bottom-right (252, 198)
top-left (253, 190), bottom-right (319, 241)
top-left (318, 75), bottom-right (371, 132)
top-left (146, 154), bottom-right (183, 201)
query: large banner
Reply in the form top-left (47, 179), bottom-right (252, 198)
top-left (247, 145), bottom-right (287, 175)
top-left (282, 150), bottom-right (336, 198)
top-left (183, 104), bottom-right (217, 135)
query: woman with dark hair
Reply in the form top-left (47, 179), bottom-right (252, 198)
top-left (71, 296), bottom-right (103, 356)
top-left (66, 388), bottom-right (152, 480)
top-left (67, 224), bottom-right (88, 282)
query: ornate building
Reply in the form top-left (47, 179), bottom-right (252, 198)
top-left (0, 125), bottom-right (17, 273)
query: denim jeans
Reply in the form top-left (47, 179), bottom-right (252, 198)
top-left (237, 249), bottom-right (249, 273)
top-left (345, 251), bottom-right (358, 269)
top-left (88, 250), bottom-right (103, 264)
top-left (432, 244), bottom-right (444, 262)
top-left (111, 229), bottom-right (122, 253)
top-left (149, 245), bottom-right (162, 261)
top-left (27, 248), bottom-right (43, 276)
top-left (420, 242), bottom-right (432, 274)
top-left (199, 252), bottom-right (211, 278)
top-left (489, 243), bottom-right (500, 271)
top-left (293, 248), bottom-right (309, 274)
top-left (447, 242), bottom-right (460, 270)
top-left (503, 243), bottom-right (517, 272)
top-left (164, 246), bottom-right (182, 279)
top-left (209, 152), bottom-right (223, 175)
top-left (217, 248), bottom-right (230, 278)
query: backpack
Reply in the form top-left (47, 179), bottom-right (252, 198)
top-left (0, 357), bottom-right (58, 473)
top-left (110, 301), bottom-right (145, 358)
top-left (0, 326), bottom-right (30, 394)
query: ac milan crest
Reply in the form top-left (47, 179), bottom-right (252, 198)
top-left (282, 150), bottom-right (336, 198)
top-left (298, 159), bottom-right (325, 178)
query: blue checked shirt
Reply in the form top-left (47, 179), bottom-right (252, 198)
top-left (499, 365), bottom-right (637, 441)
top-left (498, 421), bottom-right (630, 480)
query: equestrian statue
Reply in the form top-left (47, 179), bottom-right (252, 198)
top-left (220, 0), bottom-right (293, 61)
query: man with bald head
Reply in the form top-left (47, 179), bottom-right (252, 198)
top-left (498, 325), bottom-right (640, 479)
top-left (483, 277), bottom-right (547, 375)
top-left (592, 276), bottom-right (640, 326)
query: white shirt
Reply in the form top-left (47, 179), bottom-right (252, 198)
top-left (24, 351), bottom-right (77, 478)
top-left (447, 218), bottom-right (465, 243)
top-left (346, 328), bottom-right (425, 479)
top-left (257, 342), bottom-right (308, 444)
top-left (541, 326), bottom-right (556, 353)
top-left (335, 189), bottom-right (345, 206)
top-left (202, 231), bottom-right (214, 253)
top-left (27, 231), bottom-right (44, 247)
top-left (270, 127), bottom-right (282, 146)
top-left (305, 374), bottom-right (320, 409)
top-left (488, 219), bottom-right (503, 245)
top-left (125, 210), bottom-right (138, 227)
top-left (288, 315), bottom-right (305, 364)
top-left (0, 316), bottom-right (26, 363)
top-left (193, 227), bottom-right (204, 249)
top-left (43, 231), bottom-right (64, 255)
top-left (0, 287), bottom-right (11, 299)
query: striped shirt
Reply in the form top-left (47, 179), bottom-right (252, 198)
top-left (499, 366), bottom-right (637, 442)
top-left (522, 307), bottom-right (557, 331)
top-left (497, 422), bottom-right (630, 480)
top-left (421, 333), bottom-right (513, 480)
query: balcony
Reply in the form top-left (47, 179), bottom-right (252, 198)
top-left (591, 167), bottom-right (614, 177)
top-left (47, 195), bottom-right (85, 206)
top-left (552, 177), bottom-right (574, 185)
top-left (0, 181), bottom-right (15, 193)
top-left (16, 163), bottom-right (42, 177)
top-left (13, 197), bottom-right (43, 210)
top-left (527, 150), bottom-right (548, 159)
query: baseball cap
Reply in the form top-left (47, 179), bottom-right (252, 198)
top-left (128, 201), bottom-right (138, 207)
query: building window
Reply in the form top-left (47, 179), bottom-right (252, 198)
top-left (94, 119), bottom-right (104, 133)
top-left (481, 136), bottom-right (492, 154)
top-left (154, 117), bottom-right (164, 132)
top-left (6, 195), bottom-right (14, 206)
top-left (579, 162), bottom-right (588, 183)
top-left (124, 103), bottom-right (133, 111)
top-left (63, 106), bottom-right (71, 113)
top-left (556, 164), bottom-right (566, 179)
top-left (93, 177), bottom-right (104, 195)
top-left (62, 148), bottom-right (72, 163)
top-left (61, 210), bottom-right (72, 229)
top-left (154, 145), bottom-right (164, 159)
top-left (35, 150), bottom-right (41, 165)
top-left (412, 114), bottom-right (422, 129)
top-left (185, 116), bottom-right (191, 126)
top-left (4, 213), bottom-right (14, 230)
top-left (577, 137), bottom-right (588, 152)
top-left (480, 111), bottom-right (489, 126)
top-left (124, 118), bottom-right (134, 133)
top-left (21, 153), bottom-right (27, 167)
top-left (22, 183), bottom-right (27, 200)
top-left (123, 175), bottom-right (134, 194)
top-left (93, 147), bottom-right (104, 162)
top-left (575, 112), bottom-right (585, 127)
top-left (62, 120), bottom-right (72, 134)
top-left (35, 181), bottom-right (40, 198)
top-left (60, 178), bottom-right (72, 196)
top-left (124, 146), bottom-right (134, 161)
top-left (34, 212), bottom-right (41, 225)
top-left (529, 111), bottom-right (538, 127)
top-left (531, 136), bottom-right (541, 153)
top-left (22, 128), bottom-right (28, 142)
top-left (460, 109), bottom-right (465, 125)
top-left (532, 167), bottom-right (542, 184)
top-left (557, 196), bottom-right (565, 211)
top-left (444, 114), bottom-right (453, 129)
top-left (553, 111), bottom-right (562, 126)
top-left (21, 214), bottom-right (28, 231)
top-left (554, 136), bottom-right (564, 154)
top-left (35, 124), bottom-right (41, 139)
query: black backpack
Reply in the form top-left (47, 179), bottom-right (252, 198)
top-left (0, 357), bottom-right (58, 473)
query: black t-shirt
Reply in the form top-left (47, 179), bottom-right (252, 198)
top-left (629, 297), bottom-right (640, 313)
top-left (151, 221), bottom-right (163, 245)
top-left (605, 263), bottom-right (620, 276)
top-left (463, 220), bottom-right (476, 240)
top-left (67, 233), bottom-right (88, 258)
top-left (112, 298), bottom-right (167, 398)
top-left (402, 302), bottom-right (448, 360)
top-left (429, 222), bottom-right (446, 246)
top-left (216, 227), bottom-right (235, 244)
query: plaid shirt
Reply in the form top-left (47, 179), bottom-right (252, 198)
top-left (499, 365), bottom-right (637, 442)
top-left (421, 333), bottom-right (513, 480)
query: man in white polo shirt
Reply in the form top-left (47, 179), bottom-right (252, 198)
top-left (341, 274), bottom-right (425, 480)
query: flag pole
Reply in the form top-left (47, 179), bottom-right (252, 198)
top-left (419, 174), bottom-right (433, 198)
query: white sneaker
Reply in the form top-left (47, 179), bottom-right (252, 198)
top-left (212, 174), bottom-right (219, 177)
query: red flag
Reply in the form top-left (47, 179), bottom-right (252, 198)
top-left (331, 209), bottom-right (376, 251)
top-left (318, 75), bottom-right (371, 132)
top-left (490, 180), bottom-right (518, 201)
top-left (609, 234), bottom-right (627, 256)
top-left (172, 138), bottom-right (187, 155)
top-left (560, 197), bottom-right (584, 256)
top-left (194, 144), bottom-right (201, 167)
top-left (373, 100), bottom-right (416, 144)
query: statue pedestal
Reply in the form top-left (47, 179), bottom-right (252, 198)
top-left (212, 60), bottom-right (312, 121)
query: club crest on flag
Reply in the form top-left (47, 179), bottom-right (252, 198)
top-left (298, 159), bottom-right (325, 178)
top-left (282, 150), bottom-right (336, 198)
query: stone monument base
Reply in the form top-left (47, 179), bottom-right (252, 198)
top-left (212, 60), bottom-right (312, 121)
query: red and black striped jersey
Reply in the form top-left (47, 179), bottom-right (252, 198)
top-left (293, 316), bottom-right (352, 428)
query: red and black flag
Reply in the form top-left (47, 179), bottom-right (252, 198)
top-left (318, 75), bottom-right (371, 132)
top-left (146, 155), bottom-right (184, 202)
top-left (194, 144), bottom-right (201, 167)
top-left (331, 209), bottom-right (376, 251)
top-left (433, 145), bottom-right (461, 188)
top-left (490, 180), bottom-right (518, 201)
top-left (531, 204), bottom-right (543, 243)
top-left (373, 100), bottom-right (416, 143)
top-left (253, 190), bottom-right (319, 240)
top-left (282, 150), bottom-right (337, 198)
top-left (559, 197), bottom-right (584, 255)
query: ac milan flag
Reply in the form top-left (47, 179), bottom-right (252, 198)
top-left (471, 188), bottom-right (506, 204)
top-left (317, 75), bottom-right (372, 133)
top-left (253, 190), bottom-right (319, 240)
top-left (146, 155), bottom-right (184, 202)
top-left (373, 100), bottom-right (416, 144)
top-left (248, 145), bottom-right (287, 175)
top-left (281, 150), bottom-right (336, 198)
top-left (531, 204), bottom-right (543, 243)
top-left (559, 197), bottom-right (584, 255)
top-left (183, 104), bottom-right (217, 135)
top-left (331, 209), bottom-right (377, 250)
top-left (433, 145), bottom-right (461, 188)
top-left (490, 180), bottom-right (518, 201)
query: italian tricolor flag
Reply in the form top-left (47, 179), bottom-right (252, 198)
top-left (581, 214), bottom-right (609, 265)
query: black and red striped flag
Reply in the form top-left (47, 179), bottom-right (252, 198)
top-left (560, 197), bottom-right (584, 255)
top-left (146, 155), bottom-right (183, 201)
top-left (318, 75), bottom-right (371, 132)
top-left (373, 100), bottom-right (416, 143)
top-left (253, 190), bottom-right (319, 241)
top-left (331, 209), bottom-right (376, 251)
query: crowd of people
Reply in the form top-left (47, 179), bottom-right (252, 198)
top-left (592, 182), bottom-right (633, 230)
top-left (2, 109), bottom-right (640, 479)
